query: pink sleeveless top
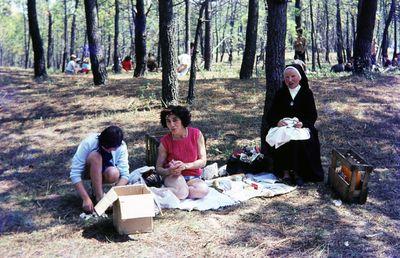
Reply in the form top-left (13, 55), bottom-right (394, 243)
top-left (160, 127), bottom-right (202, 176)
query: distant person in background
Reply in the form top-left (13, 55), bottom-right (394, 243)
top-left (391, 53), bottom-right (399, 67)
top-left (177, 53), bottom-right (191, 78)
top-left (147, 53), bottom-right (158, 72)
top-left (294, 28), bottom-right (306, 62)
top-left (79, 58), bottom-right (91, 74)
top-left (121, 56), bottom-right (134, 72)
top-left (65, 54), bottom-right (79, 75)
top-left (293, 59), bottom-right (306, 72)
top-left (383, 55), bottom-right (391, 68)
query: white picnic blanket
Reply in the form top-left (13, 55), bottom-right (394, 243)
top-left (150, 173), bottom-right (296, 211)
top-left (266, 117), bottom-right (310, 149)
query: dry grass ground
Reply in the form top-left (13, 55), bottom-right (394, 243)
top-left (0, 66), bottom-right (399, 257)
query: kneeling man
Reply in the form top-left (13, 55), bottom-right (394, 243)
top-left (70, 126), bottom-right (129, 213)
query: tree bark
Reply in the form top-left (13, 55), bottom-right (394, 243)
top-left (353, 0), bottom-right (378, 75)
top-left (228, 0), bottom-right (238, 67)
top-left (47, 1), bottom-right (54, 69)
top-left (23, 5), bottom-right (30, 69)
top-left (324, 0), bottom-right (330, 63)
top-left (239, 0), bottom-right (259, 79)
top-left (188, 2), bottom-right (207, 104)
top-left (113, 0), bottom-right (121, 73)
top-left (70, 0), bottom-right (79, 56)
top-left (159, 0), bottom-right (178, 106)
top-left (106, 34), bottom-right (111, 67)
top-left (62, 0), bottom-right (68, 72)
top-left (130, 0), bottom-right (136, 55)
top-left (310, 0), bottom-right (316, 71)
top-left (335, 0), bottom-right (344, 64)
top-left (27, 0), bottom-right (47, 78)
top-left (394, 3), bottom-right (397, 59)
top-left (261, 0), bottom-right (287, 153)
top-left (204, 0), bottom-right (212, 70)
top-left (185, 0), bottom-right (190, 54)
top-left (380, 0), bottom-right (396, 61)
top-left (134, 0), bottom-right (147, 77)
top-left (84, 0), bottom-right (108, 85)
top-left (295, 0), bottom-right (302, 30)
top-left (346, 11), bottom-right (351, 62)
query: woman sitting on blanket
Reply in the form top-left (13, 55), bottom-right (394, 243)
top-left (266, 63), bottom-right (324, 186)
top-left (156, 106), bottom-right (209, 199)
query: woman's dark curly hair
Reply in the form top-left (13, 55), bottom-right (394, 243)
top-left (98, 125), bottom-right (124, 148)
top-left (160, 106), bottom-right (191, 128)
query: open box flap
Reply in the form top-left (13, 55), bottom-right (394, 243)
top-left (119, 194), bottom-right (155, 220)
top-left (94, 188), bottom-right (119, 215)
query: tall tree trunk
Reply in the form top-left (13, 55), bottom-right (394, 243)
top-left (239, 0), bottom-right (259, 79)
top-left (159, 0), bottom-right (178, 106)
top-left (394, 3), bottom-right (397, 58)
top-left (23, 5), bottom-right (30, 69)
top-left (261, 0), bottom-right (287, 153)
top-left (310, 0), bottom-right (316, 71)
top-left (106, 34), bottom-right (111, 67)
top-left (70, 0), bottom-right (79, 56)
top-left (130, 0), bottom-right (136, 55)
top-left (185, 0), bottom-right (190, 54)
top-left (62, 0), bottom-right (68, 72)
top-left (346, 11), bottom-right (351, 62)
top-left (353, 0), bottom-right (378, 75)
top-left (214, 1), bottom-right (219, 63)
top-left (335, 0), bottom-right (344, 64)
top-left (188, 2), bottom-right (207, 104)
top-left (113, 0), bottom-right (121, 73)
top-left (220, 2), bottom-right (230, 62)
top-left (295, 0), bottom-right (302, 29)
top-left (84, 0), bottom-right (108, 85)
top-left (47, 1), bottom-right (54, 69)
top-left (204, 0), bottom-right (212, 70)
top-left (351, 13), bottom-right (356, 51)
top-left (228, 0), bottom-right (238, 67)
top-left (134, 0), bottom-right (147, 77)
top-left (324, 0), bottom-right (330, 63)
top-left (27, 0), bottom-right (47, 78)
top-left (381, 0), bottom-right (396, 61)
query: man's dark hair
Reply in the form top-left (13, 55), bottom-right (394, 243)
top-left (98, 125), bottom-right (124, 149)
top-left (160, 106), bottom-right (191, 128)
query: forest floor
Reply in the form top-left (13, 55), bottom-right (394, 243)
top-left (0, 66), bottom-right (399, 257)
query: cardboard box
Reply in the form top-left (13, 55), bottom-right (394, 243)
top-left (95, 184), bottom-right (155, 234)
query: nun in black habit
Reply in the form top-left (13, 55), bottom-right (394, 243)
top-left (266, 64), bottom-right (324, 185)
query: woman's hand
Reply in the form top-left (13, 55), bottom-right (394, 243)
top-left (294, 121), bottom-right (303, 128)
top-left (277, 120), bottom-right (288, 127)
top-left (168, 160), bottom-right (186, 175)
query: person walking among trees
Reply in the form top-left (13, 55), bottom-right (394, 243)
top-left (70, 126), bottom-right (129, 213)
top-left (294, 28), bottom-right (307, 62)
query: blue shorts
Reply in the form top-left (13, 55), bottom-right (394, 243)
top-left (83, 149), bottom-right (114, 179)
top-left (97, 148), bottom-right (114, 172)
top-left (183, 175), bottom-right (201, 182)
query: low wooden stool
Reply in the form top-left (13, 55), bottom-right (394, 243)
top-left (327, 148), bottom-right (374, 204)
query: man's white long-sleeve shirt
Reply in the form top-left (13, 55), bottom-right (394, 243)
top-left (70, 133), bottom-right (129, 184)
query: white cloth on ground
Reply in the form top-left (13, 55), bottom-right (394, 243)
top-left (266, 117), bottom-right (310, 149)
top-left (150, 173), bottom-right (296, 211)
